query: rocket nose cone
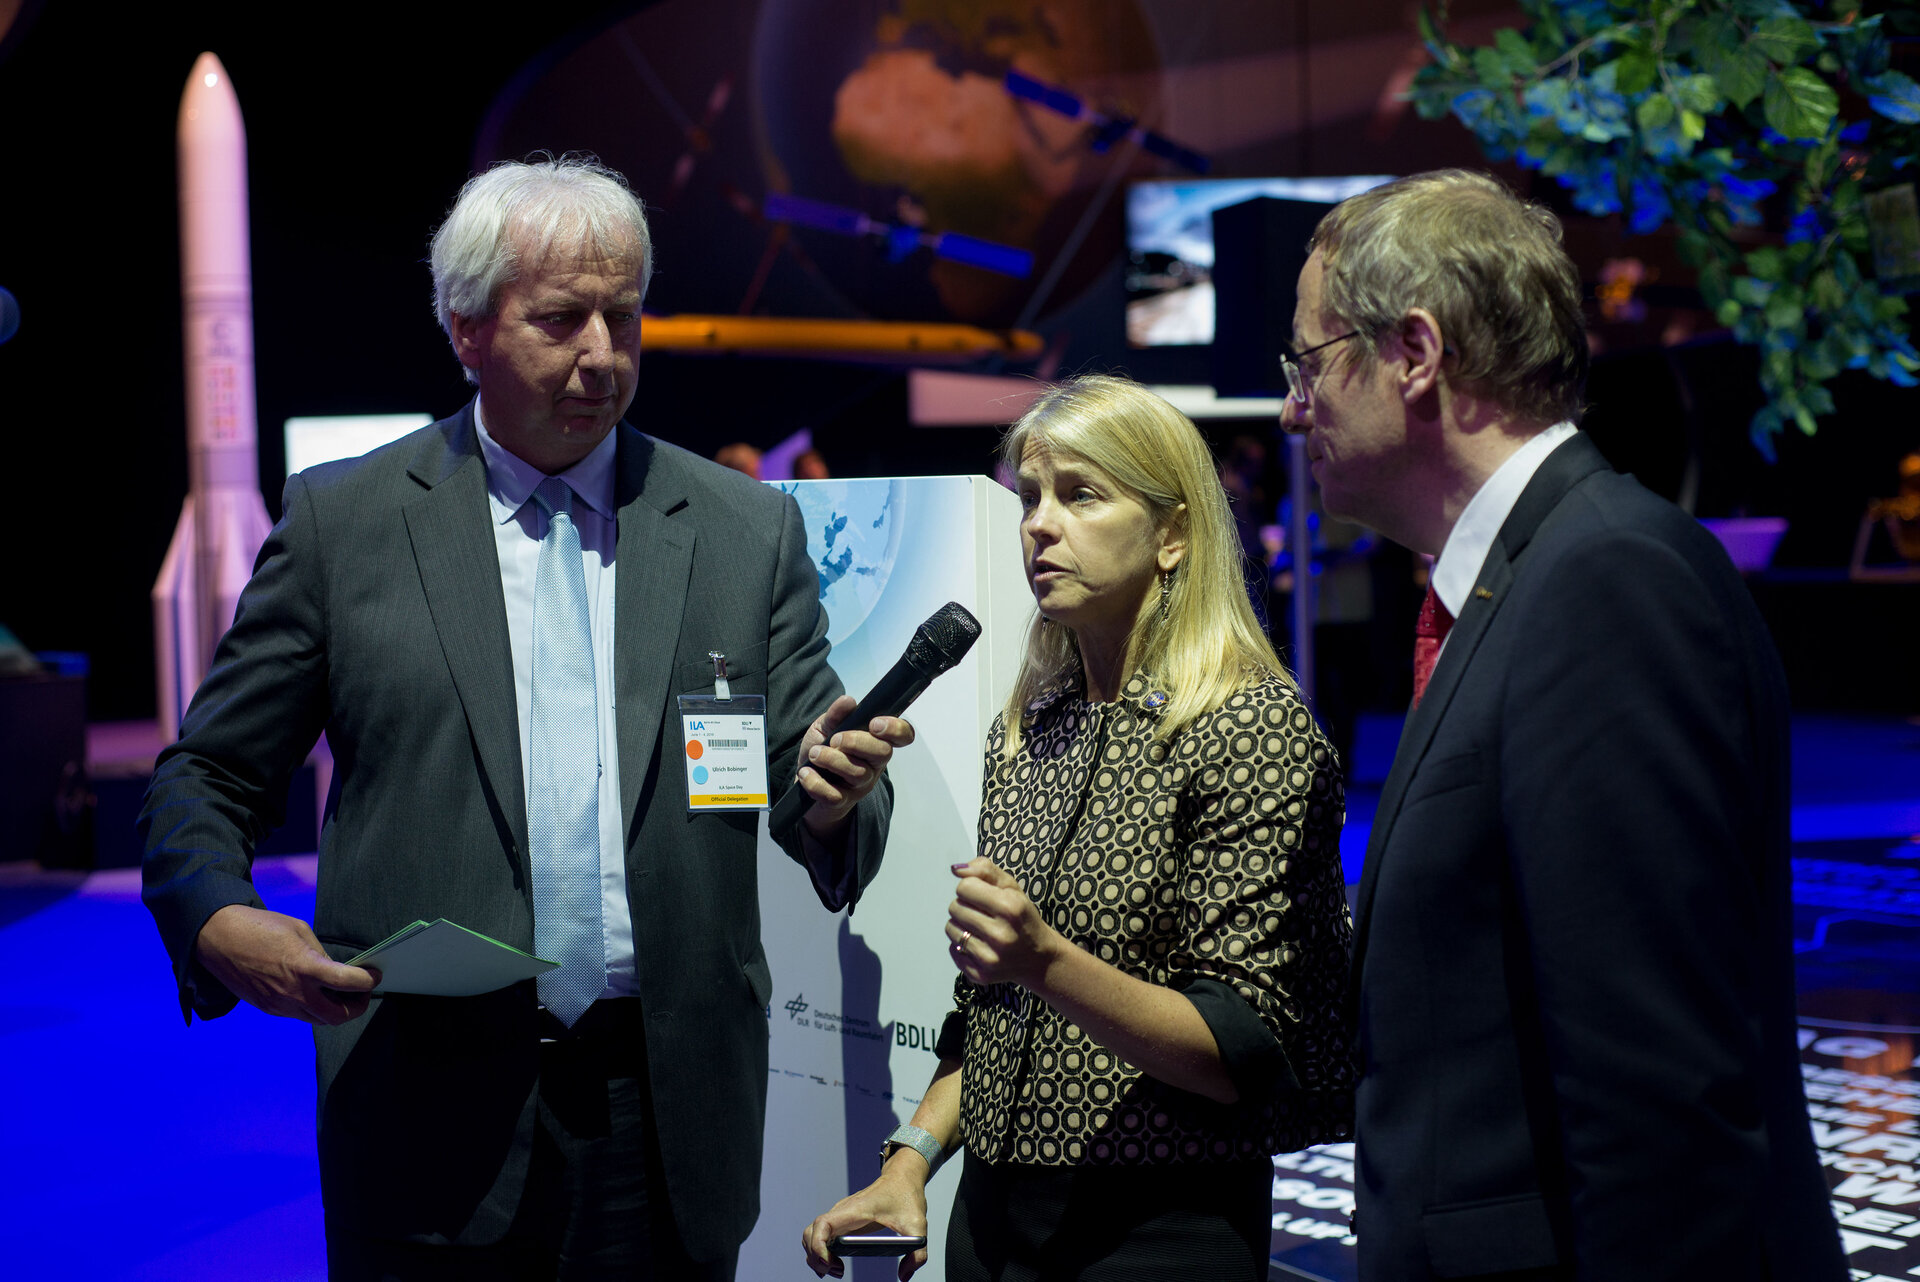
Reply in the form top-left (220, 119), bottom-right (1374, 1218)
top-left (189, 51), bottom-right (228, 92)
top-left (179, 50), bottom-right (243, 139)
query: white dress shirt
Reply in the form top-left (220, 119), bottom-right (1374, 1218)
top-left (474, 403), bottom-right (636, 1000)
top-left (1429, 422), bottom-right (1579, 655)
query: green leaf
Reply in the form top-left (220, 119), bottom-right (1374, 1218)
top-left (1538, 144), bottom-right (1582, 177)
top-left (1716, 298), bottom-right (1745, 327)
top-left (1793, 405), bottom-right (1819, 436)
top-left (1803, 384), bottom-right (1837, 417)
top-left (1417, 4), bottom-right (1446, 58)
top-left (1764, 347), bottom-right (1796, 390)
top-left (1474, 45), bottom-right (1509, 87)
top-left (1495, 27), bottom-right (1538, 75)
top-left (1763, 67), bottom-right (1839, 141)
top-left (1765, 290), bottom-right (1807, 333)
top-left (1534, 4), bottom-right (1567, 50)
top-left (1803, 339), bottom-right (1842, 382)
top-left (1703, 41), bottom-right (1771, 108)
top-left (1669, 12), bottom-right (1707, 61)
top-left (1751, 15), bottom-right (1820, 67)
top-left (1681, 109), bottom-right (1707, 142)
top-left (1609, 50), bottom-right (1658, 97)
top-left (1807, 333), bottom-right (1851, 381)
top-left (1676, 228), bottom-right (1712, 268)
top-left (1747, 246), bottom-right (1787, 280)
top-left (1700, 260), bottom-right (1733, 310)
top-left (1805, 135), bottom-right (1839, 189)
top-left (1810, 268), bottom-right (1846, 312)
top-left (1636, 94), bottom-right (1676, 131)
top-left (1832, 179), bottom-right (1863, 218)
top-left (1672, 73), bottom-right (1721, 116)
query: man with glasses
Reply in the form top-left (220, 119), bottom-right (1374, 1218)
top-left (1281, 169), bottom-right (1843, 1280)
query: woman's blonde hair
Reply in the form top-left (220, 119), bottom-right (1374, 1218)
top-left (998, 374), bottom-right (1290, 753)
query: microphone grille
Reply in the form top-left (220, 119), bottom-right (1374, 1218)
top-left (905, 601), bottom-right (982, 674)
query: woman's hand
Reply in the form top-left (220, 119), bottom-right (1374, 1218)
top-left (801, 1164), bottom-right (931, 1280)
top-left (946, 859), bottom-right (1240, 1103)
top-left (946, 858), bottom-right (1063, 991)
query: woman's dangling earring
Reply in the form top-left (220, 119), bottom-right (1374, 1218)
top-left (1159, 565), bottom-right (1176, 622)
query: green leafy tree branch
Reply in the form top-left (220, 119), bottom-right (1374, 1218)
top-left (1411, 0), bottom-right (1920, 455)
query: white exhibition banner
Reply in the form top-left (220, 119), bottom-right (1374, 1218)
top-left (741, 475), bottom-right (1029, 1282)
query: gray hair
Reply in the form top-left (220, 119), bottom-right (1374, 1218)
top-left (429, 154), bottom-right (653, 382)
top-left (1309, 169), bottom-right (1588, 426)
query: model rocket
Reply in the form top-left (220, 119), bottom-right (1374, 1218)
top-left (151, 52), bottom-right (273, 736)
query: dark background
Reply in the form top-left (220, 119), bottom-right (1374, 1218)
top-left (2, 0), bottom-right (1914, 724)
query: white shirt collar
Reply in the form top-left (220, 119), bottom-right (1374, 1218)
top-left (1430, 421), bottom-right (1578, 618)
top-left (472, 397), bottom-right (619, 526)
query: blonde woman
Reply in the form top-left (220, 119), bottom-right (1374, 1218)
top-left (804, 375), bottom-right (1354, 1282)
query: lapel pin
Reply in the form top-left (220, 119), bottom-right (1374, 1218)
top-left (1473, 587), bottom-right (1494, 600)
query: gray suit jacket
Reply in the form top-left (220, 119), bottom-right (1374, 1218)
top-left (1349, 432), bottom-right (1842, 1280)
top-left (140, 405), bottom-right (891, 1257)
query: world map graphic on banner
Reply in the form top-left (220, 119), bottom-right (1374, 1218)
top-left (778, 479), bottom-right (904, 645)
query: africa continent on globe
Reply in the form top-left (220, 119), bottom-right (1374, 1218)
top-left (755, 0), bottom-right (1161, 324)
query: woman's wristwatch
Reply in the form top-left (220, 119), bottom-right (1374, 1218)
top-left (879, 1123), bottom-right (947, 1174)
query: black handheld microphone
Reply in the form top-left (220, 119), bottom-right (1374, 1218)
top-left (769, 600), bottom-right (982, 833)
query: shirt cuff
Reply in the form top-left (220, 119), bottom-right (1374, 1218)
top-left (934, 1006), bottom-right (968, 1061)
top-left (1176, 976), bottom-right (1299, 1097)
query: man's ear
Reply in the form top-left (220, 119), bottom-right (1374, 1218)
top-left (448, 311), bottom-right (490, 375)
top-left (1158, 503), bottom-right (1188, 573)
top-left (1394, 308), bottom-right (1446, 404)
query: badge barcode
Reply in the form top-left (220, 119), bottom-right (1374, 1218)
top-left (707, 738), bottom-right (749, 748)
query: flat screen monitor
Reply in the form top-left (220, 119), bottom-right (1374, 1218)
top-left (1125, 176), bottom-right (1395, 348)
top-left (284, 414), bottom-right (435, 480)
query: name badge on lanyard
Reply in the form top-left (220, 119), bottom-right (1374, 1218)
top-left (679, 651), bottom-right (769, 812)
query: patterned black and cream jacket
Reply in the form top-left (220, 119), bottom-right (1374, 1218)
top-left (941, 670), bottom-right (1355, 1166)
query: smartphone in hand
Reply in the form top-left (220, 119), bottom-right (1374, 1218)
top-left (830, 1233), bottom-right (928, 1257)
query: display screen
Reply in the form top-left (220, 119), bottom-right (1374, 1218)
top-left (1125, 176), bottom-right (1395, 347)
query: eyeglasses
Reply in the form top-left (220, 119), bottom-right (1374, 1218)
top-left (1280, 331), bottom-right (1360, 408)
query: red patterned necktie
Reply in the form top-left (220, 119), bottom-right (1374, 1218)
top-left (1411, 583), bottom-right (1454, 709)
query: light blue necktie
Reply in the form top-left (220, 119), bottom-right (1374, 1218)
top-left (529, 477), bottom-right (604, 1027)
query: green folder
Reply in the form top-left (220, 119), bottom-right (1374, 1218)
top-left (346, 919), bottom-right (557, 997)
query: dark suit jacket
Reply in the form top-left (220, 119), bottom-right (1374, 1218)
top-left (140, 406), bottom-right (891, 1259)
top-left (1350, 432), bottom-right (1842, 1280)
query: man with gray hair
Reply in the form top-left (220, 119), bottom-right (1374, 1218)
top-left (141, 155), bottom-right (911, 1278)
top-left (1280, 169), bottom-right (1843, 1279)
